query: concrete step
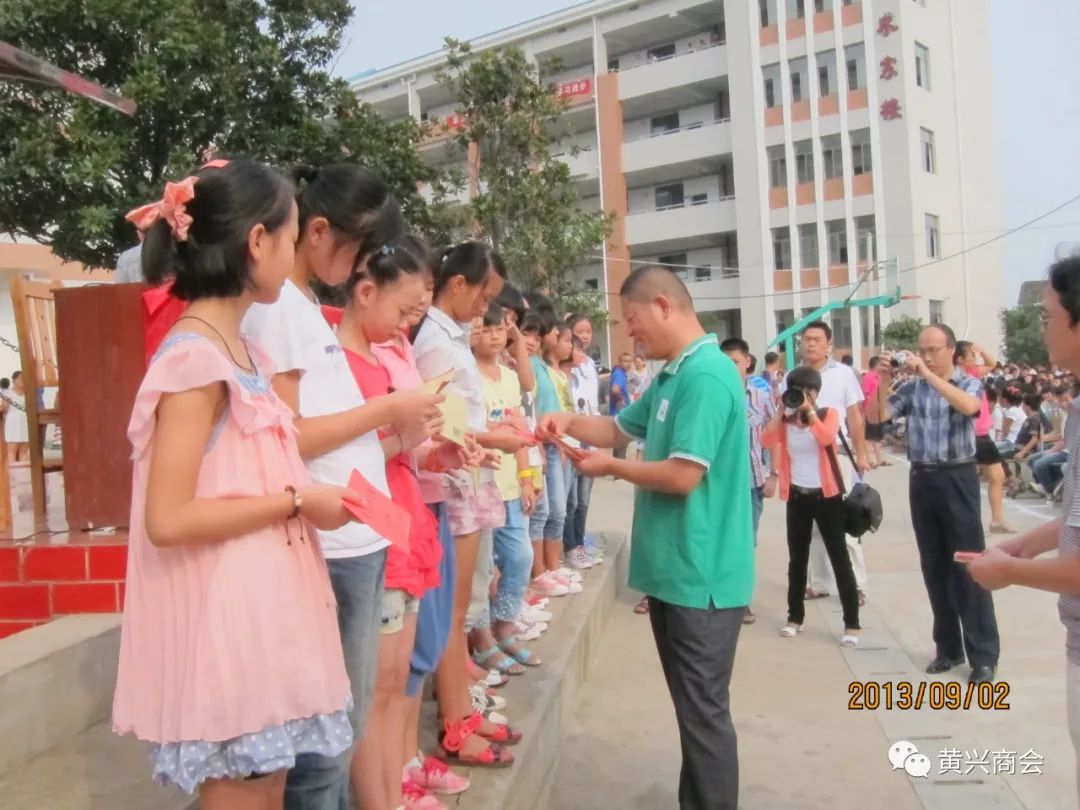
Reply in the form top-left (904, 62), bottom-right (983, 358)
top-left (0, 720), bottom-right (188, 810)
top-left (0, 532), bottom-right (628, 809)
top-left (447, 531), bottom-right (629, 810)
top-left (0, 614), bottom-right (121, 774)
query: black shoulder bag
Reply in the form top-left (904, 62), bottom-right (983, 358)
top-left (821, 411), bottom-right (884, 538)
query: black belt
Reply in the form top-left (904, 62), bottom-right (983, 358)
top-left (910, 458), bottom-right (976, 472)
top-left (790, 484), bottom-right (824, 496)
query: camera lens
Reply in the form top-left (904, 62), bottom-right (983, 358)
top-left (890, 357), bottom-right (902, 368)
top-left (782, 387), bottom-right (805, 409)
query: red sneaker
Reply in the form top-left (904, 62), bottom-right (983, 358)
top-left (405, 757), bottom-right (471, 796)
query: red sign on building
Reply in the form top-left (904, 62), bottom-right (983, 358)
top-left (556, 77), bottom-right (592, 98)
top-left (876, 12), bottom-right (899, 37)
top-left (442, 113), bottom-right (467, 131)
top-left (880, 98), bottom-right (903, 120)
top-left (879, 56), bottom-right (898, 80)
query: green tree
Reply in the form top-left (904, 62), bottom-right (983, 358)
top-left (1000, 305), bottom-right (1048, 367)
top-left (0, 0), bottom-right (445, 268)
top-left (881, 315), bottom-right (924, 351)
top-left (435, 38), bottom-right (612, 322)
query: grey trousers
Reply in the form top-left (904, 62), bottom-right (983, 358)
top-left (648, 597), bottom-right (743, 810)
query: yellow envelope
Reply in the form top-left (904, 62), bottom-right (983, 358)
top-left (419, 369), bottom-right (456, 395)
top-left (438, 392), bottom-right (470, 446)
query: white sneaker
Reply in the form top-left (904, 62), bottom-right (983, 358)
top-left (527, 597), bottom-right (550, 609)
top-left (531, 573), bottom-right (570, 597)
top-left (514, 622), bottom-right (544, 641)
top-left (564, 547), bottom-right (595, 570)
top-left (555, 567), bottom-right (584, 584)
top-left (520, 606), bottom-right (553, 623)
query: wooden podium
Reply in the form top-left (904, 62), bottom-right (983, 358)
top-left (55, 283), bottom-right (146, 530)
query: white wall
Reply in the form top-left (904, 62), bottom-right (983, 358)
top-left (627, 175), bottom-right (724, 213)
top-left (611, 27), bottom-right (723, 71)
top-left (622, 102), bottom-right (718, 141)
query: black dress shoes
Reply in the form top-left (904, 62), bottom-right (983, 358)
top-left (969, 665), bottom-right (996, 684)
top-left (925, 656), bottom-right (964, 674)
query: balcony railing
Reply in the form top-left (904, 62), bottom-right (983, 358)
top-left (627, 117), bottom-right (731, 144)
top-left (641, 194), bottom-right (735, 215)
top-left (670, 265), bottom-right (740, 283)
top-left (616, 37), bottom-right (725, 72)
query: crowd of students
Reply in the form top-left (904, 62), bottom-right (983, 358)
top-left (111, 158), bottom-right (610, 810)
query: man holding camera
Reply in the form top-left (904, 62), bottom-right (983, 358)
top-left (789, 321), bottom-right (870, 604)
top-left (886, 324), bottom-right (1000, 684)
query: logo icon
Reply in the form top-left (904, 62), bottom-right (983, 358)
top-left (888, 740), bottom-right (930, 778)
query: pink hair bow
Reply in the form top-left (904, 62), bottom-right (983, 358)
top-left (125, 176), bottom-right (199, 241)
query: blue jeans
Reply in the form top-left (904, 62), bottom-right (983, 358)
top-left (285, 549), bottom-right (386, 810)
top-left (529, 444), bottom-right (566, 541)
top-left (407, 504), bottom-right (455, 697)
top-left (750, 486), bottom-right (764, 544)
top-left (563, 463), bottom-right (594, 552)
top-left (1030, 450), bottom-right (1068, 493)
top-left (493, 499), bottom-right (534, 622)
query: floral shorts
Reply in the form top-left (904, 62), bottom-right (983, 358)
top-left (380, 588), bottom-right (421, 635)
top-left (445, 472), bottom-right (506, 537)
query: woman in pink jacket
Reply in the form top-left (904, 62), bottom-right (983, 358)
top-left (763, 366), bottom-right (861, 647)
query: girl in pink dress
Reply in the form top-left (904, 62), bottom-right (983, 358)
top-left (113, 159), bottom-right (358, 807)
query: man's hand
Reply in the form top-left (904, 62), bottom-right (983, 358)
top-left (536, 412), bottom-right (574, 442)
top-left (905, 353), bottom-right (929, 378)
top-left (856, 452), bottom-right (871, 476)
top-left (965, 547), bottom-right (1014, 591)
top-left (573, 450), bottom-right (613, 479)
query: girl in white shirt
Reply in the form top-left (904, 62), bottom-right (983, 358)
top-left (412, 241), bottom-right (531, 767)
top-left (241, 164), bottom-right (444, 805)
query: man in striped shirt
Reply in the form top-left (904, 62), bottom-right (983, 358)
top-left (969, 256), bottom-right (1080, 801)
top-left (721, 337), bottom-right (776, 625)
top-left (886, 323), bottom-right (999, 685)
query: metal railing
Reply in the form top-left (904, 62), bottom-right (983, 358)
top-left (627, 117), bottom-right (731, 143)
top-left (638, 194), bottom-right (736, 214)
top-left (620, 37), bottom-right (726, 70)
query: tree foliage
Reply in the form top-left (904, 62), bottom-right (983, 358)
top-left (0, 0), bottom-right (444, 268)
top-left (435, 38), bottom-right (612, 321)
top-left (1000, 305), bottom-right (1048, 368)
top-left (881, 315), bottom-right (924, 352)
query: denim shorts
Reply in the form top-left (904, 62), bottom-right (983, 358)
top-left (380, 588), bottom-right (421, 635)
top-left (285, 549), bottom-right (386, 807)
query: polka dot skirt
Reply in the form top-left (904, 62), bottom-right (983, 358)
top-left (149, 706), bottom-right (353, 794)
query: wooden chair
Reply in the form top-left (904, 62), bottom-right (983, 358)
top-left (10, 275), bottom-right (63, 518)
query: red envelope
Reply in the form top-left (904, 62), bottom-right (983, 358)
top-left (343, 470), bottom-right (411, 552)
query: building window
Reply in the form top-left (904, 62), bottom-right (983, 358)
top-left (719, 163), bottom-right (734, 197)
top-left (925, 214), bottom-right (940, 258)
top-left (716, 89), bottom-right (731, 119)
top-left (695, 266), bottom-right (713, 281)
top-left (769, 149), bottom-right (787, 188)
top-left (799, 224), bottom-right (819, 268)
top-left (929, 299), bottom-right (944, 324)
top-left (608, 57), bottom-right (620, 72)
top-left (773, 228), bottom-right (792, 270)
top-left (815, 0), bottom-right (829, 11)
top-left (818, 65), bottom-right (831, 96)
top-left (776, 308), bottom-right (795, 335)
top-left (650, 112), bottom-right (680, 135)
top-left (760, 0), bottom-right (774, 27)
top-left (832, 309), bottom-right (853, 348)
top-left (658, 253), bottom-right (689, 276)
top-left (915, 43), bottom-right (931, 89)
top-left (689, 192), bottom-right (709, 206)
top-left (655, 183), bottom-right (684, 209)
top-left (846, 57), bottom-right (860, 90)
top-left (585, 278), bottom-right (599, 291)
top-left (764, 77), bottom-right (778, 107)
top-left (851, 141), bottom-right (872, 175)
top-left (822, 138), bottom-right (843, 179)
top-left (920, 127), bottom-right (936, 173)
top-left (791, 71), bottom-right (803, 102)
top-left (794, 0), bottom-right (806, 19)
top-left (795, 143), bottom-right (814, 184)
top-left (647, 43), bottom-right (676, 62)
top-left (844, 43), bottom-right (865, 90)
top-left (827, 221), bottom-right (848, 264)
top-left (856, 216), bottom-right (876, 262)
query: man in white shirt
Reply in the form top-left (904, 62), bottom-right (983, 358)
top-left (787, 320), bottom-right (871, 603)
top-left (567, 314), bottom-right (601, 558)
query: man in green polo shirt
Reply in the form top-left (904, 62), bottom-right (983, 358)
top-left (538, 266), bottom-right (753, 810)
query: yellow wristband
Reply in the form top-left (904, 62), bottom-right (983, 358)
top-left (518, 469), bottom-right (534, 481)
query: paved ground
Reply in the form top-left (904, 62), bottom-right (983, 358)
top-left (554, 459), bottom-right (1077, 810)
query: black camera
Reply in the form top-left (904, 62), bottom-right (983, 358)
top-left (782, 387), bottom-right (805, 409)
